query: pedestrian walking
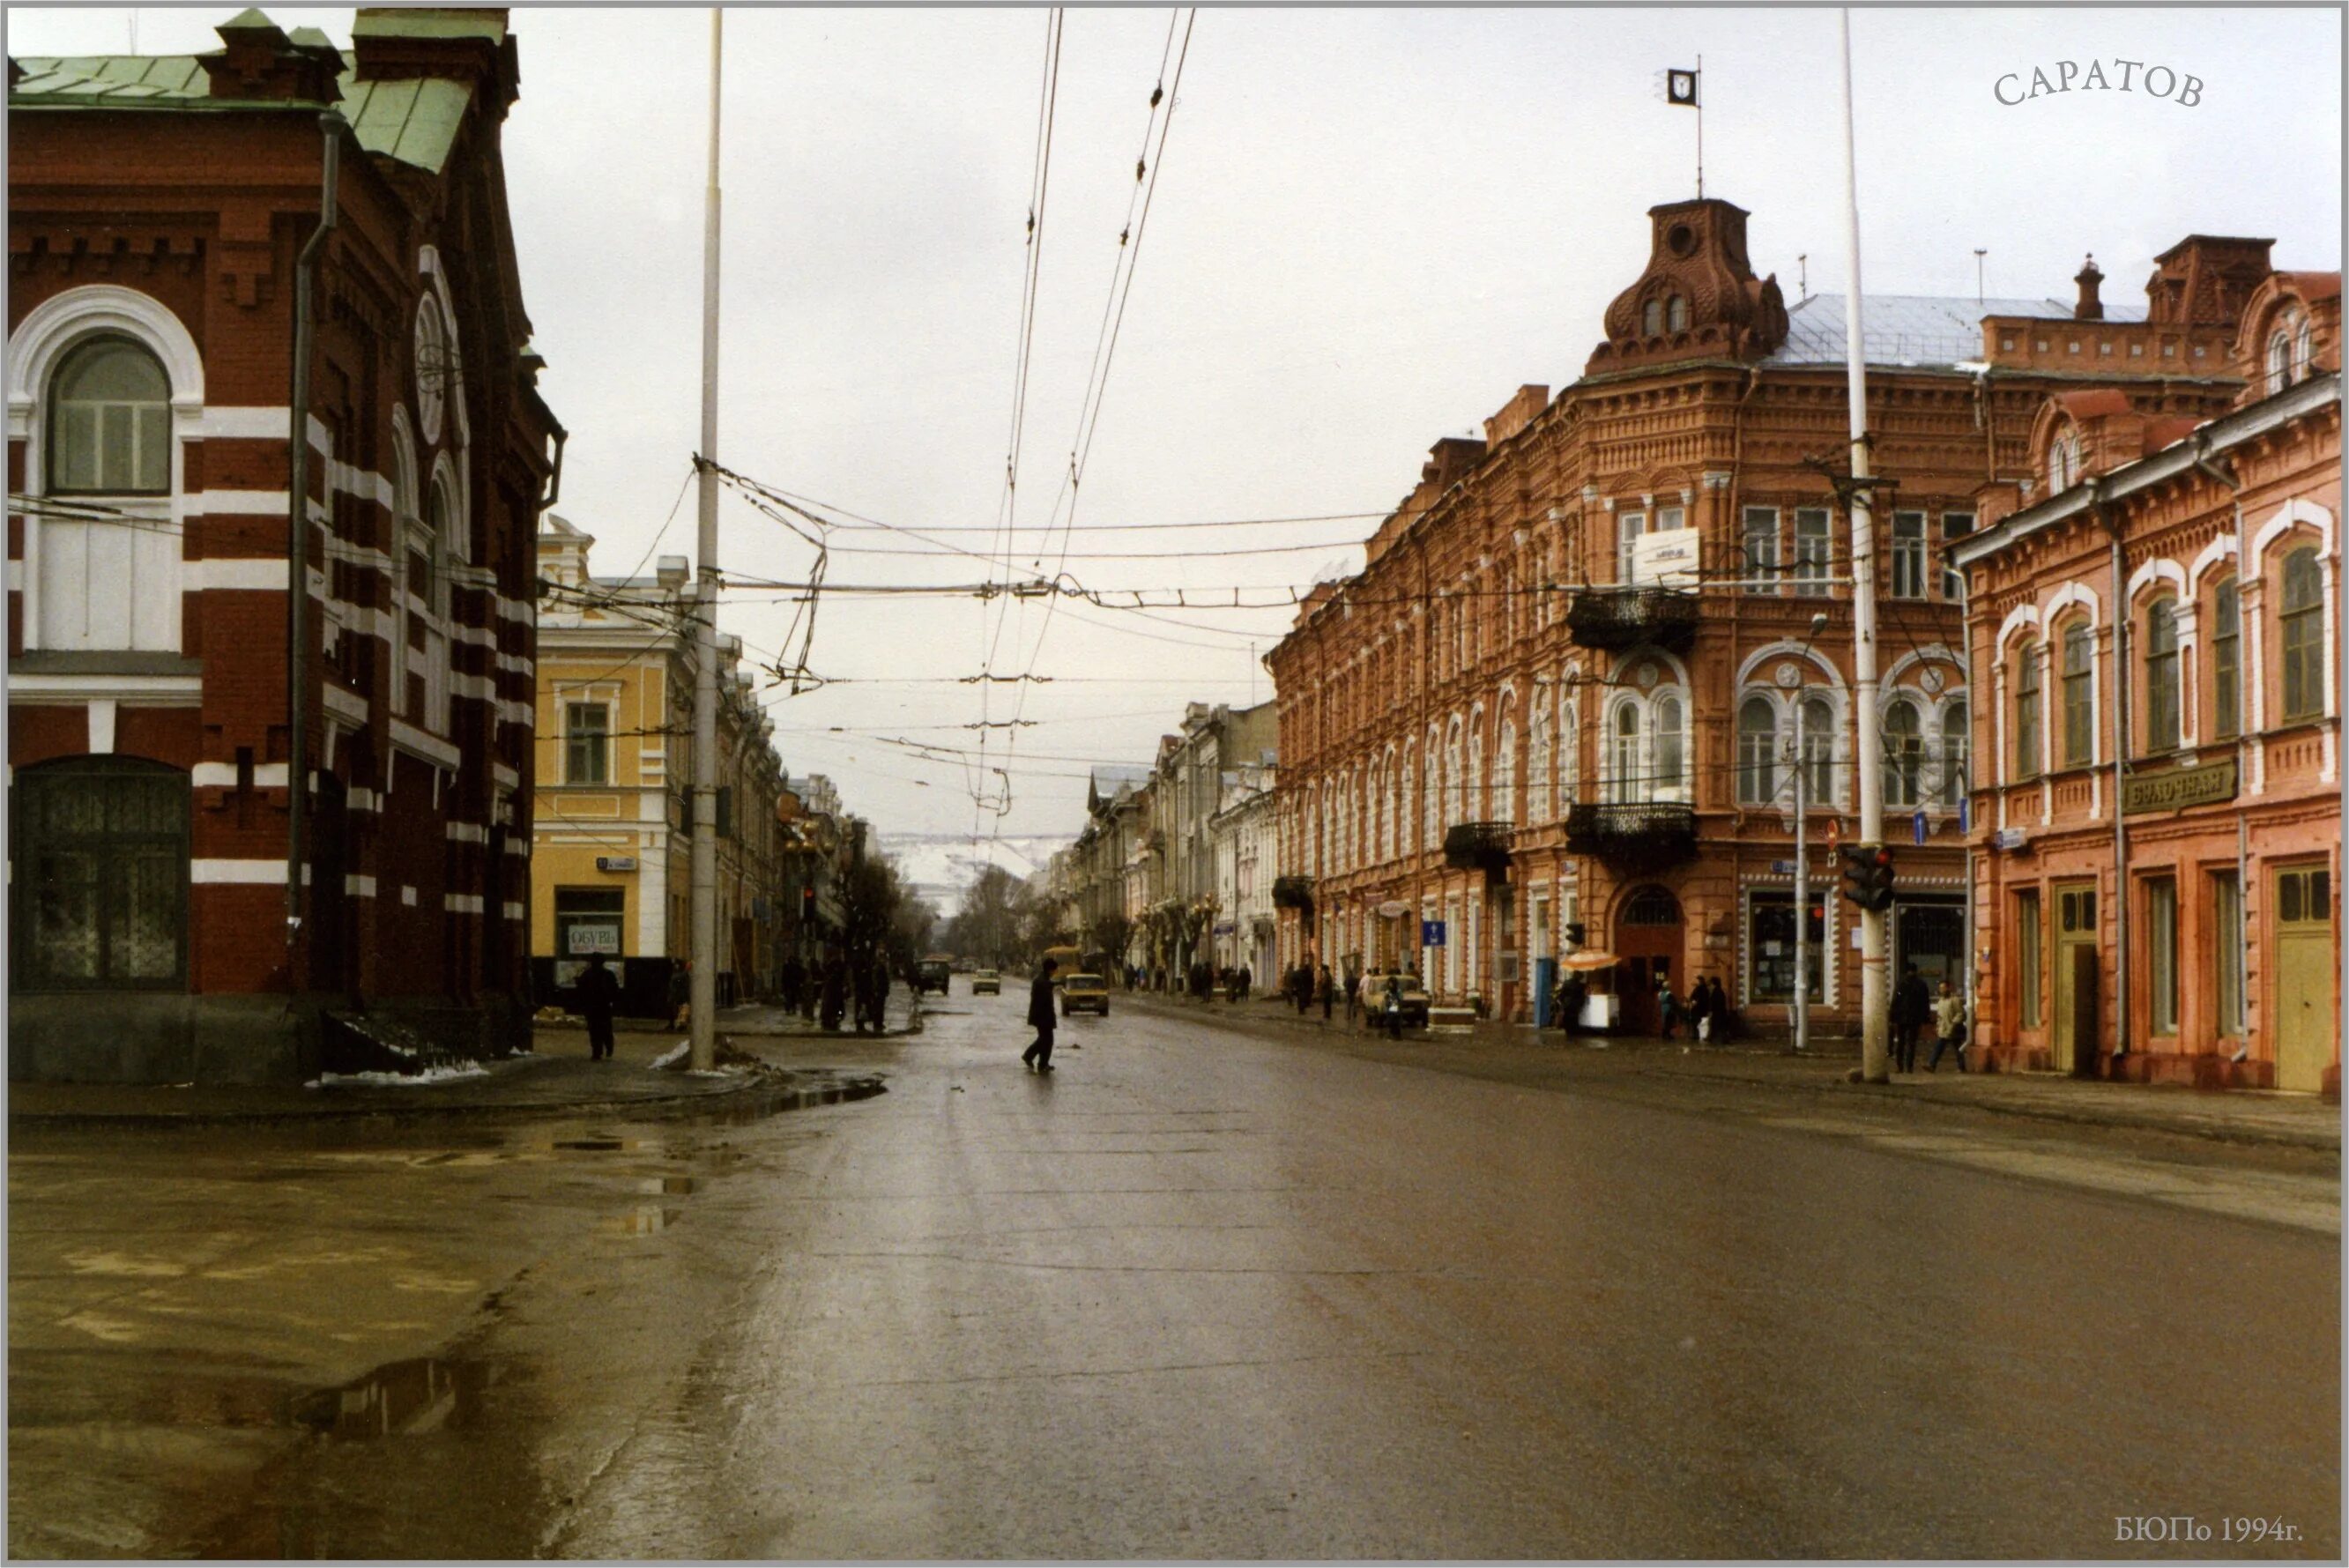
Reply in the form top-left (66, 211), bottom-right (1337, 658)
top-left (1022, 957), bottom-right (1059, 1073)
top-left (1558, 971), bottom-right (1587, 1041)
top-left (1293, 963), bottom-right (1312, 1014)
top-left (779, 955), bottom-right (805, 1016)
top-left (665, 960), bottom-right (691, 1033)
top-left (819, 950), bottom-right (846, 1033)
top-left (1928, 980), bottom-right (1969, 1072)
top-left (577, 952), bottom-right (621, 1061)
top-left (1238, 963), bottom-right (1252, 1000)
top-left (1381, 974), bottom-right (1405, 1039)
top-left (1318, 962), bottom-right (1334, 1022)
top-left (1344, 967), bottom-right (1361, 1026)
top-left (1657, 977), bottom-right (1681, 1041)
top-left (1893, 962), bottom-right (1931, 1072)
top-left (866, 951), bottom-right (892, 1035)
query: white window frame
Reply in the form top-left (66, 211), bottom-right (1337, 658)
top-left (1793, 509), bottom-right (1831, 595)
top-left (1891, 511), bottom-right (1928, 600)
top-left (1743, 506), bottom-right (1780, 592)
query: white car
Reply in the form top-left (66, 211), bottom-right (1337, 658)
top-left (970, 970), bottom-right (1001, 996)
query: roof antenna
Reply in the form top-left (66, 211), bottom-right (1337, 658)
top-left (1797, 254), bottom-right (1808, 301)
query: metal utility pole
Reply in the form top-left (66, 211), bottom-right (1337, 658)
top-left (689, 7), bottom-right (724, 1074)
top-left (1790, 610), bottom-right (1827, 1055)
top-left (1839, 10), bottom-right (1891, 1084)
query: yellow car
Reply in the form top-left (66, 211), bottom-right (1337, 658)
top-left (970, 970), bottom-right (1001, 996)
top-left (1361, 972), bottom-right (1431, 1029)
top-left (1060, 972), bottom-right (1111, 1017)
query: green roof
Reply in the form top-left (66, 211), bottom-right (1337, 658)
top-left (352, 10), bottom-right (507, 45)
top-left (10, 54), bottom-right (472, 173)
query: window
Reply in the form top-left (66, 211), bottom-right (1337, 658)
top-left (1883, 699), bottom-right (1922, 806)
top-left (1529, 705), bottom-right (1553, 822)
top-left (2014, 640), bottom-right (2042, 779)
top-left (2281, 546), bottom-right (2323, 721)
top-left (1941, 513), bottom-right (1973, 601)
top-left (11, 758), bottom-right (188, 991)
top-left (1940, 701), bottom-right (1969, 805)
top-left (2212, 869), bottom-right (2245, 1037)
top-left (1891, 511), bottom-right (1928, 599)
top-left (554, 888), bottom-right (627, 962)
top-left (1748, 892), bottom-right (1825, 1003)
top-left (2212, 579), bottom-right (2241, 739)
top-left (2145, 877), bottom-right (2177, 1036)
top-left (2267, 326), bottom-right (2297, 394)
top-left (415, 293), bottom-right (450, 444)
top-left (2016, 889), bottom-right (2042, 1029)
top-left (1617, 510), bottom-right (1647, 583)
top-left (2278, 866), bottom-right (2332, 925)
top-left (2143, 598), bottom-right (2180, 752)
top-left (1609, 703), bottom-right (1640, 804)
top-left (565, 702), bottom-right (611, 784)
top-left (2049, 430), bottom-right (2078, 492)
top-left (1801, 696), bottom-right (1836, 804)
top-left (1743, 507), bottom-right (1780, 591)
top-left (1793, 509), bottom-right (1831, 594)
top-left (1496, 721), bottom-right (1519, 823)
top-left (1737, 696), bottom-right (1780, 805)
top-left (1642, 299), bottom-right (1663, 336)
top-left (48, 336), bottom-right (170, 494)
top-left (1656, 504), bottom-right (1687, 533)
top-left (2062, 622), bottom-right (2094, 767)
top-left (1667, 295), bottom-right (1690, 332)
top-left (1653, 694), bottom-right (1685, 798)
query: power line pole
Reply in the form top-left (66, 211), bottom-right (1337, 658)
top-left (1838, 9), bottom-right (1890, 1085)
top-left (690, 7), bottom-right (724, 1074)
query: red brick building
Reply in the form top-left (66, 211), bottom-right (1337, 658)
top-left (8, 8), bottom-right (561, 1080)
top-left (1952, 261), bottom-right (2339, 1093)
top-left (1267, 197), bottom-right (2249, 1039)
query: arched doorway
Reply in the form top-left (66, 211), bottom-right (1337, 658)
top-left (1615, 884), bottom-right (1684, 1036)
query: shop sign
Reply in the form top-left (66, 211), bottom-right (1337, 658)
top-left (2122, 757), bottom-right (2237, 816)
top-left (1992, 828), bottom-right (2030, 851)
top-left (566, 923), bottom-right (621, 955)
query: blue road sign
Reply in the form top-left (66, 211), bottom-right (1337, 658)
top-left (1913, 809), bottom-right (1928, 845)
top-left (1421, 919), bottom-right (1446, 947)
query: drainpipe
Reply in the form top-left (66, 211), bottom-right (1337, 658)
top-left (286, 110), bottom-right (344, 953)
top-left (2093, 475), bottom-right (2129, 1066)
top-left (2190, 431), bottom-right (2249, 1044)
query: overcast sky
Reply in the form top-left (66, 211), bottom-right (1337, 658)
top-left (11, 5), bottom-right (2342, 852)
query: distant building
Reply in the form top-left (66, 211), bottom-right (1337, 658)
top-left (531, 516), bottom-right (786, 1013)
top-left (1952, 264), bottom-right (2339, 1093)
top-left (1209, 758), bottom-right (1277, 985)
top-left (7, 8), bottom-right (561, 1080)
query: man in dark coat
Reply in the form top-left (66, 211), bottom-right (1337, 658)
top-left (780, 955), bottom-right (805, 1015)
top-left (577, 953), bottom-right (621, 1061)
top-left (1892, 962), bottom-right (1932, 1073)
top-left (1022, 957), bottom-right (1059, 1072)
top-left (868, 952), bottom-right (893, 1033)
top-left (819, 949), bottom-right (847, 1033)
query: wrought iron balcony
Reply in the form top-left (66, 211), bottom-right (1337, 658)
top-left (1565, 586), bottom-right (1699, 651)
top-left (1564, 802), bottom-right (1697, 869)
top-left (1442, 821), bottom-right (1514, 875)
top-left (1271, 875), bottom-right (1315, 911)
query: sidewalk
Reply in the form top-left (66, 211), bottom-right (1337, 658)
top-left (6, 994), bottom-right (906, 1131)
top-left (1122, 989), bottom-right (2343, 1156)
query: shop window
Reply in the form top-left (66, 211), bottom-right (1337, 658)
top-left (2144, 598), bottom-right (2181, 752)
top-left (2212, 870), bottom-right (2245, 1037)
top-left (1748, 891), bottom-right (1824, 1003)
top-left (2211, 579), bottom-right (2241, 739)
top-left (2016, 889), bottom-right (2042, 1029)
top-left (2280, 546), bottom-right (2323, 721)
top-left (2145, 876), bottom-right (2177, 1036)
top-left (565, 702), bottom-right (611, 784)
top-left (11, 758), bottom-right (188, 991)
top-left (1793, 509), bottom-right (1831, 595)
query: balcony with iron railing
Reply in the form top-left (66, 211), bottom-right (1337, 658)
top-left (1564, 802), bottom-right (1697, 869)
top-left (1442, 821), bottom-right (1514, 876)
top-left (1565, 586), bottom-right (1699, 651)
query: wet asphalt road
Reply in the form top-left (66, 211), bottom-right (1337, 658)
top-left (11, 989), bottom-right (2338, 1558)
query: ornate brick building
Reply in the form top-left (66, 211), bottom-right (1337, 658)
top-left (7, 9), bottom-right (561, 1080)
top-left (1952, 264), bottom-right (2339, 1093)
top-left (1267, 197), bottom-right (2249, 1037)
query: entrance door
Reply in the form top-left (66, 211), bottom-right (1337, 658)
top-left (2052, 883), bottom-right (2098, 1073)
top-left (1616, 885), bottom-right (1684, 1036)
top-left (2274, 866), bottom-right (2334, 1092)
top-left (308, 776), bottom-right (350, 996)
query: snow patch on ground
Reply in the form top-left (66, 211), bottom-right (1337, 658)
top-left (306, 1061), bottom-right (491, 1089)
top-left (650, 1042), bottom-right (691, 1071)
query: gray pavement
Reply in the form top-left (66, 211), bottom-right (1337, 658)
top-left (9, 986), bottom-right (2338, 1558)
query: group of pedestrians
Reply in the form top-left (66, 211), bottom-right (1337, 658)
top-left (1892, 962), bottom-right (1969, 1072)
top-left (1656, 975), bottom-right (1730, 1043)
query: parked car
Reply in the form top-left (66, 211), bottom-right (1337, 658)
top-left (1360, 972), bottom-right (1431, 1028)
top-left (970, 970), bottom-right (1001, 996)
top-left (1060, 972), bottom-right (1111, 1017)
top-left (916, 956), bottom-right (953, 995)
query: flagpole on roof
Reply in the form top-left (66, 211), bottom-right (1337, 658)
top-left (1694, 53), bottom-right (1703, 198)
top-left (1838, 7), bottom-right (1892, 1087)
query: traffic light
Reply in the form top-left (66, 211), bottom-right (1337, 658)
top-left (1564, 922), bottom-right (1587, 947)
top-left (799, 886), bottom-right (816, 922)
top-left (1839, 845), bottom-right (1898, 911)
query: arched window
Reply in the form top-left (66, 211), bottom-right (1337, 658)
top-left (1653, 693), bottom-right (1685, 798)
top-left (1666, 295), bottom-right (1690, 332)
top-left (1495, 720), bottom-right (1519, 823)
top-left (2296, 318), bottom-right (2316, 382)
top-left (414, 292), bottom-right (450, 444)
top-left (48, 336), bottom-right (170, 494)
top-left (1736, 696), bottom-right (1779, 805)
top-left (1424, 746), bottom-right (1440, 851)
top-left (1529, 701), bottom-right (1553, 821)
top-left (1609, 702), bottom-right (1641, 804)
top-left (1940, 701), bottom-right (1970, 805)
top-left (1445, 722), bottom-right (1465, 825)
top-left (1801, 695), bottom-right (1836, 803)
top-left (2013, 639), bottom-right (2042, 779)
top-left (2267, 322), bottom-right (2298, 394)
top-left (1560, 698), bottom-right (1580, 803)
top-left (1466, 717), bottom-right (1485, 817)
top-left (2048, 429), bottom-right (2078, 492)
top-left (1622, 886), bottom-right (1682, 927)
top-left (2211, 581), bottom-right (2240, 739)
top-left (1642, 298), bottom-right (1663, 337)
top-left (2282, 546), bottom-right (2324, 720)
top-left (11, 756), bottom-right (188, 990)
top-left (1883, 698), bottom-right (1923, 806)
top-left (2061, 621), bottom-right (2095, 766)
top-left (2144, 598), bottom-right (2181, 752)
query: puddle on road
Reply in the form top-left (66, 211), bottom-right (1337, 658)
top-left (290, 1355), bottom-right (502, 1441)
top-left (548, 1136), bottom-right (640, 1153)
top-left (613, 1206), bottom-right (683, 1235)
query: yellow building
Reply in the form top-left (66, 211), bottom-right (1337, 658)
top-left (531, 516), bottom-right (786, 1012)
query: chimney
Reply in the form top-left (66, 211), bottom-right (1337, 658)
top-left (200, 8), bottom-right (344, 103)
top-left (2073, 255), bottom-right (2105, 320)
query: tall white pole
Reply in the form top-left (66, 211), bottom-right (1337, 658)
top-left (1839, 9), bottom-right (1890, 1084)
top-left (690, 7), bottom-right (724, 1073)
top-left (1792, 733), bottom-right (1809, 1054)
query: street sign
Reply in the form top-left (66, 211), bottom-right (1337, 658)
top-left (1824, 816), bottom-right (1841, 851)
top-left (1913, 809), bottom-right (1927, 846)
top-left (1421, 919), bottom-right (1446, 947)
top-left (1992, 827), bottom-right (2029, 851)
top-left (1771, 858), bottom-right (1797, 875)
